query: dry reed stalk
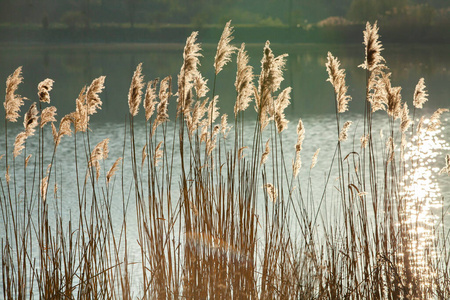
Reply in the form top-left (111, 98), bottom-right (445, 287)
top-left (413, 78), bottom-right (428, 109)
top-left (37, 79), bottom-right (54, 103)
top-left (106, 157), bottom-right (122, 184)
top-left (128, 63), bottom-right (144, 117)
top-left (141, 144), bottom-right (147, 167)
top-left (4, 66), bottom-right (26, 122)
top-left (214, 20), bottom-right (237, 75)
top-left (234, 43), bottom-right (254, 116)
top-left (339, 121), bottom-right (352, 141)
top-left (5, 165), bottom-right (10, 183)
top-left (326, 52), bottom-right (351, 113)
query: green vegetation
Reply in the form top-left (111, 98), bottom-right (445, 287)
top-left (1, 21), bottom-right (450, 299)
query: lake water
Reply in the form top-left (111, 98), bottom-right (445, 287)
top-left (0, 42), bottom-right (449, 295)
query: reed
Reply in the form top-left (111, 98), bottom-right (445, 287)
top-left (1, 21), bottom-right (449, 299)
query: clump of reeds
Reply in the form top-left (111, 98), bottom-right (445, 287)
top-left (1, 20), bottom-right (449, 300)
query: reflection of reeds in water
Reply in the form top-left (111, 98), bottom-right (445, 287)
top-left (1, 21), bottom-right (450, 299)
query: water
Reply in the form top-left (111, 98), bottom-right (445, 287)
top-left (0, 42), bottom-right (449, 296)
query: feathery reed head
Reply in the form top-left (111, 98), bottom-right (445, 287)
top-left (264, 183), bottom-right (277, 202)
top-left (293, 119), bottom-right (305, 178)
top-left (413, 78), bottom-right (428, 109)
top-left (89, 138), bottom-right (110, 180)
top-left (53, 115), bottom-right (72, 147)
top-left (4, 66), bottom-right (26, 122)
top-left (152, 76), bottom-right (171, 135)
top-left (260, 138), bottom-right (270, 165)
top-left (23, 102), bottom-right (39, 136)
top-left (400, 103), bottom-right (411, 133)
top-left (339, 121), bottom-right (352, 142)
top-left (439, 154), bottom-right (450, 175)
top-left (359, 21), bottom-right (385, 72)
top-left (128, 63), bottom-right (144, 117)
top-left (234, 43), bottom-right (254, 116)
top-left (86, 76), bottom-right (106, 115)
top-left (427, 108), bottom-right (449, 132)
top-left (274, 87), bottom-right (291, 133)
top-left (382, 72), bottom-right (402, 119)
top-left (40, 106), bottom-right (57, 128)
top-left (154, 141), bottom-right (164, 166)
top-left (144, 79), bottom-right (158, 121)
top-left (214, 20), bottom-right (237, 75)
top-left (37, 78), bottom-right (54, 103)
top-left (310, 148), bottom-right (320, 169)
top-left (107, 157), bottom-right (122, 184)
top-left (326, 52), bottom-right (351, 113)
top-left (13, 132), bottom-right (27, 158)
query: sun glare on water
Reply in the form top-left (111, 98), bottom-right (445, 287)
top-left (400, 120), bottom-right (450, 291)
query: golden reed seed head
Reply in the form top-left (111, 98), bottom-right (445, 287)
top-left (154, 141), bottom-right (164, 166)
top-left (152, 76), bottom-right (171, 136)
top-left (141, 144), bottom-right (147, 168)
top-left (264, 183), bottom-right (277, 202)
top-left (234, 43), bottom-right (254, 116)
top-left (310, 148), bottom-right (320, 169)
top-left (359, 21), bottom-right (385, 72)
top-left (86, 76), bottom-right (106, 115)
top-left (128, 63), bottom-right (144, 117)
top-left (214, 20), bottom-right (238, 75)
top-left (413, 78), bottom-right (428, 109)
top-left (40, 106), bottom-right (57, 128)
top-left (37, 78), bottom-right (54, 103)
top-left (5, 66), bottom-right (26, 122)
top-left (106, 157), bottom-right (122, 184)
top-left (144, 79), bottom-right (158, 121)
top-left (326, 52), bottom-right (351, 113)
top-left (260, 138), bottom-right (270, 166)
top-left (427, 108), bottom-right (449, 132)
top-left (339, 121), bottom-right (352, 142)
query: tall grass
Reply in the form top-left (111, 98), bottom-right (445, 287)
top-left (1, 21), bottom-right (449, 299)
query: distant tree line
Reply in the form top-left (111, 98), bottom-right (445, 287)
top-left (0, 0), bottom-right (448, 29)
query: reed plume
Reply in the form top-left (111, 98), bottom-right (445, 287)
top-left (154, 141), bottom-right (163, 166)
top-left (382, 73), bottom-right (402, 119)
top-left (86, 76), bottom-right (106, 115)
top-left (427, 108), bottom-right (449, 132)
top-left (144, 80), bottom-right (158, 121)
top-left (257, 41), bottom-right (288, 130)
top-left (5, 165), bottom-right (10, 183)
top-left (40, 106), bottom-right (57, 128)
top-left (400, 103), bottom-right (411, 133)
top-left (264, 183), bottom-right (277, 202)
top-left (141, 144), bottom-right (148, 168)
top-left (13, 102), bottom-right (39, 157)
top-left (53, 115), bottom-right (72, 147)
top-left (260, 138), bottom-right (270, 165)
top-left (274, 87), bottom-right (291, 133)
top-left (37, 78), bottom-right (54, 103)
top-left (89, 138), bottom-right (109, 180)
top-left (152, 76), bottom-right (171, 135)
top-left (194, 75), bottom-right (209, 98)
top-left (177, 31), bottom-right (202, 115)
top-left (214, 20), bottom-right (237, 75)
top-left (107, 157), bottom-right (122, 184)
top-left (339, 121), bottom-right (352, 142)
top-left (40, 175), bottom-right (49, 203)
top-left (128, 63), bottom-right (144, 117)
top-left (238, 146), bottom-right (247, 160)
top-left (310, 148), bottom-right (320, 169)
top-left (234, 43), bottom-right (254, 116)
top-left (70, 87), bottom-right (89, 132)
top-left (326, 52), bottom-right (351, 113)
top-left (360, 133), bottom-right (369, 148)
top-left (293, 119), bottom-right (305, 178)
top-left (220, 114), bottom-right (231, 137)
top-left (359, 21), bottom-right (385, 72)
top-left (440, 154), bottom-right (450, 175)
top-left (413, 78), bottom-right (428, 109)
top-left (25, 154), bottom-right (32, 168)
top-left (4, 66), bottom-right (26, 122)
